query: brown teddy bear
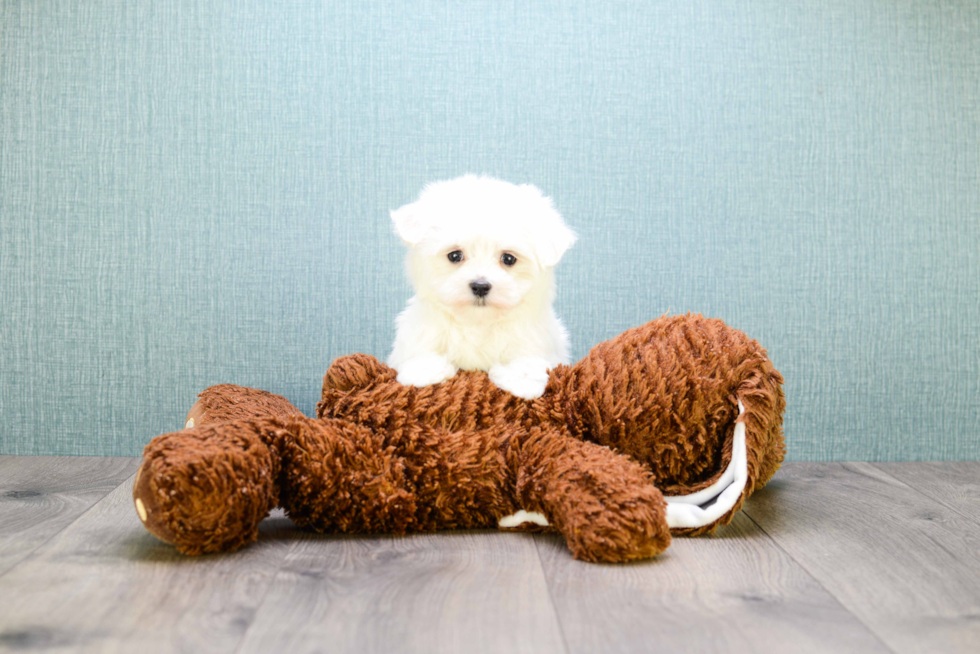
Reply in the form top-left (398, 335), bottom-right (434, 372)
top-left (132, 313), bottom-right (785, 563)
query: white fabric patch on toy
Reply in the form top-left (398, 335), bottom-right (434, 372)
top-left (665, 400), bottom-right (748, 529)
top-left (499, 509), bottom-right (550, 528)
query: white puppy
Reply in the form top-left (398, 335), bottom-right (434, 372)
top-left (387, 175), bottom-right (576, 399)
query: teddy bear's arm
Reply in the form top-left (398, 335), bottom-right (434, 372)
top-left (133, 417), bottom-right (287, 554)
top-left (184, 384), bottom-right (303, 430)
top-left (276, 418), bottom-right (520, 534)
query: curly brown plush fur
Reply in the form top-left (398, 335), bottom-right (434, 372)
top-left (133, 313), bottom-right (784, 562)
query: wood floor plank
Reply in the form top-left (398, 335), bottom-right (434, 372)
top-left (874, 462), bottom-right (980, 519)
top-left (0, 477), bottom-right (295, 654)
top-left (3, 458), bottom-right (976, 653)
top-left (0, 456), bottom-right (141, 576)
top-left (236, 530), bottom-right (568, 654)
top-left (536, 512), bottom-right (891, 654)
top-left (742, 462), bottom-right (980, 654)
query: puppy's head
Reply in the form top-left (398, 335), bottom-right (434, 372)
top-left (391, 175), bottom-right (576, 315)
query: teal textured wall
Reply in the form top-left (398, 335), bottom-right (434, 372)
top-left (1, 1), bottom-right (978, 459)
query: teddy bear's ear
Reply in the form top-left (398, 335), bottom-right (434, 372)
top-left (390, 202), bottom-right (428, 246)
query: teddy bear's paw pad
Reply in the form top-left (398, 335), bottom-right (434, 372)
top-left (499, 510), bottom-right (550, 528)
top-left (132, 460), bottom-right (177, 546)
top-left (183, 399), bottom-right (207, 430)
top-left (665, 400), bottom-right (748, 530)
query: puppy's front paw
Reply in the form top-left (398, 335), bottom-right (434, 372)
top-left (395, 354), bottom-right (457, 387)
top-left (489, 357), bottom-right (551, 399)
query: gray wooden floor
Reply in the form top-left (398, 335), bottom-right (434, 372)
top-left (0, 457), bottom-right (977, 654)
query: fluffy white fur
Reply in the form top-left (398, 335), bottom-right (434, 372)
top-left (387, 175), bottom-right (576, 399)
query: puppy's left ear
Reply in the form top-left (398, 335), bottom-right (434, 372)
top-left (525, 188), bottom-right (577, 267)
top-left (390, 201), bottom-right (427, 245)
top-left (536, 218), bottom-right (577, 267)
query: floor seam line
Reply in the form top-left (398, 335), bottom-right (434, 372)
top-left (228, 533), bottom-right (302, 654)
top-left (533, 536), bottom-right (574, 654)
top-left (741, 470), bottom-right (901, 654)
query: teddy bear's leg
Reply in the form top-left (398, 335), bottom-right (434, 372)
top-left (183, 384), bottom-right (303, 430)
top-left (133, 418), bottom-right (287, 554)
top-left (547, 314), bottom-right (786, 536)
top-left (507, 427), bottom-right (671, 563)
top-left (276, 419), bottom-right (517, 534)
top-left (274, 417), bottom-right (421, 534)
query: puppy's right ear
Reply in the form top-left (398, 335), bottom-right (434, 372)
top-left (390, 202), bottom-right (428, 245)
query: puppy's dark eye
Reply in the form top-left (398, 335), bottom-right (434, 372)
top-left (448, 250), bottom-right (464, 263)
top-left (501, 253), bottom-right (517, 266)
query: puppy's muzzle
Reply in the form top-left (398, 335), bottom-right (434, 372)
top-left (469, 279), bottom-right (492, 298)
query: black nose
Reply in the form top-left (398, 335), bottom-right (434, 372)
top-left (469, 280), bottom-right (492, 298)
